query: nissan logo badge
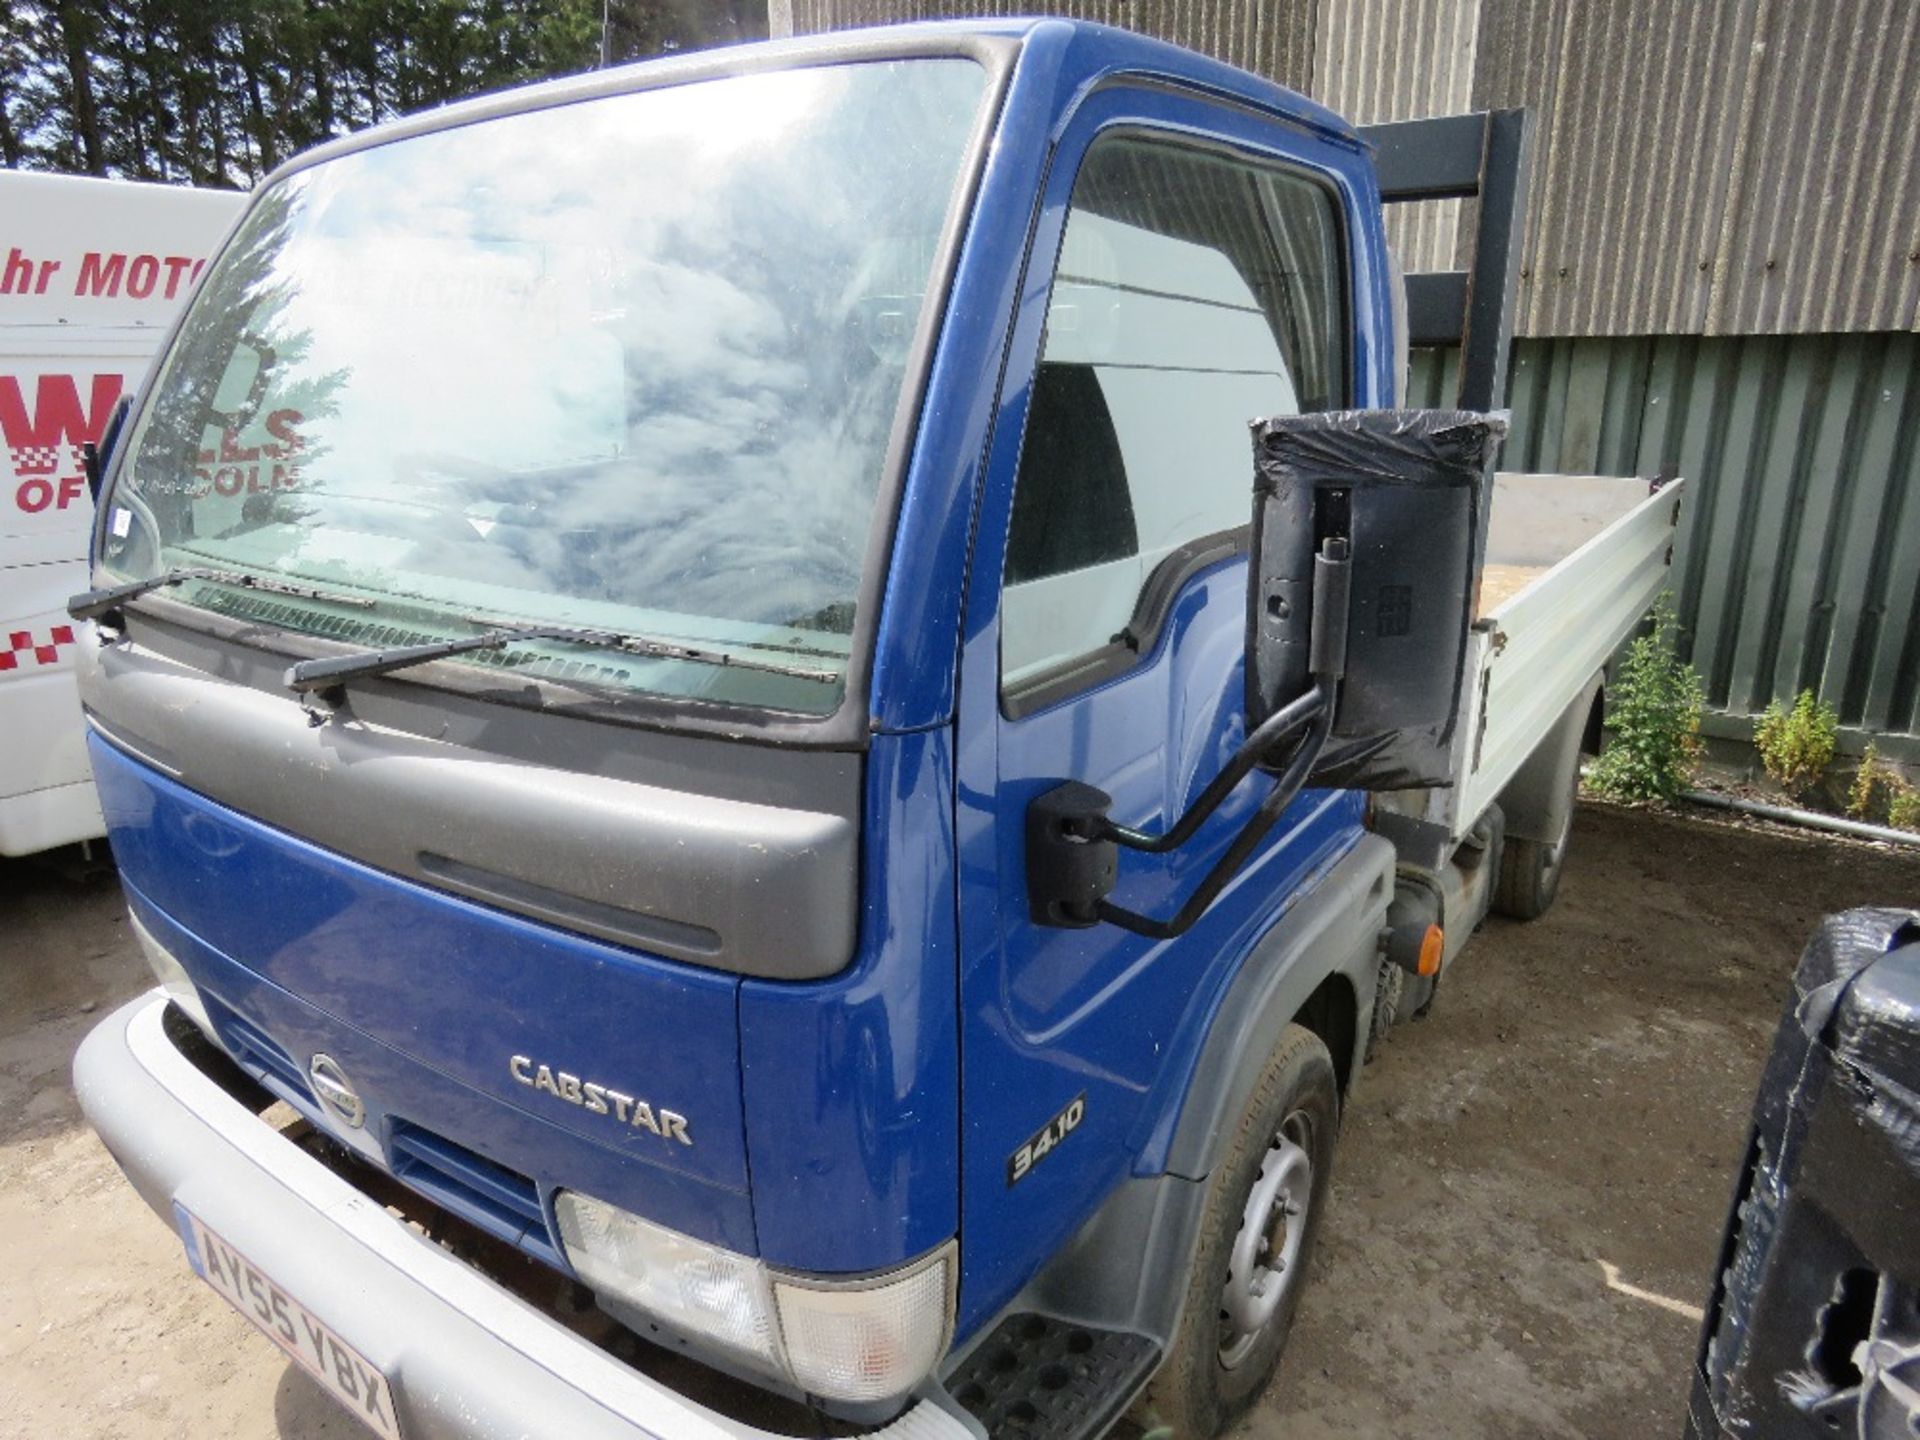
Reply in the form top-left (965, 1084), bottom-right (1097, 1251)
top-left (307, 1053), bottom-right (366, 1129)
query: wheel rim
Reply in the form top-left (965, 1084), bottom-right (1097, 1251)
top-left (1218, 1109), bottom-right (1314, 1370)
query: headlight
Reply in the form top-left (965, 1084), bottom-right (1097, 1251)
top-left (555, 1191), bottom-right (779, 1365)
top-left (128, 909), bottom-right (215, 1039)
top-left (554, 1190), bottom-right (953, 1408)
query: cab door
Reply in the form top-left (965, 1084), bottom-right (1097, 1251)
top-left (951, 86), bottom-right (1387, 1334)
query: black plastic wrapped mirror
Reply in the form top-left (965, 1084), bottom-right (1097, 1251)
top-left (1247, 408), bottom-right (1507, 790)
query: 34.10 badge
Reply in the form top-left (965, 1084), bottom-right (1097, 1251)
top-left (1007, 1093), bottom-right (1086, 1187)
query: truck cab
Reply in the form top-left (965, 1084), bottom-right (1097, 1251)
top-left (72, 19), bottom-right (1678, 1439)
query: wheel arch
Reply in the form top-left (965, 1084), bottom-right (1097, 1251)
top-left (975, 834), bottom-right (1392, 1370)
top-left (1162, 832), bottom-right (1393, 1183)
top-left (1498, 670), bottom-right (1604, 845)
top-left (1291, 971), bottom-right (1359, 1108)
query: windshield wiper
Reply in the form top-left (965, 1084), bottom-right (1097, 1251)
top-left (69, 566), bottom-right (377, 623)
top-left (283, 623), bottom-right (840, 697)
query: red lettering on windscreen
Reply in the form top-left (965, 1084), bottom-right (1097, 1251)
top-left (191, 408), bottom-right (306, 498)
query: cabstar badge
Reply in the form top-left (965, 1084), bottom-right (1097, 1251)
top-left (509, 1055), bottom-right (692, 1146)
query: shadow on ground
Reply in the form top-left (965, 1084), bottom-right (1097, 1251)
top-left (1255, 802), bottom-right (1920, 1440)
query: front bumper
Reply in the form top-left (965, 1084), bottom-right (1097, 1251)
top-left (75, 991), bottom-right (974, 1440)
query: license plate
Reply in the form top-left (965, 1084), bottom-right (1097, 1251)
top-left (175, 1205), bottom-right (403, 1438)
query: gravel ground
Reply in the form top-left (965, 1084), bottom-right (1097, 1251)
top-left (3, 802), bottom-right (1917, 1439)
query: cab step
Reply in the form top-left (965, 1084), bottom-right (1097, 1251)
top-left (947, 1313), bottom-right (1159, 1440)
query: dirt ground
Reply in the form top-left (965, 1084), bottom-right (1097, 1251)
top-left (2, 803), bottom-right (1918, 1439)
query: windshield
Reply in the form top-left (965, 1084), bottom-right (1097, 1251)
top-left (104, 58), bottom-right (989, 717)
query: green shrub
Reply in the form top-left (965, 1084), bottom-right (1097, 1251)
top-left (1754, 689), bottom-right (1839, 797)
top-left (1588, 598), bottom-right (1706, 803)
top-left (1850, 748), bottom-right (1881, 817)
top-left (1891, 783), bottom-right (1920, 833)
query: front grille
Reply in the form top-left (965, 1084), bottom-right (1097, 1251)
top-left (388, 1120), bottom-right (562, 1267)
top-left (199, 1001), bottom-right (562, 1269)
top-left (212, 1004), bottom-right (314, 1107)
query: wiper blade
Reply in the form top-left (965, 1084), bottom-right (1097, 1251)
top-left (69, 567), bottom-right (220, 620)
top-left (283, 623), bottom-right (840, 697)
top-left (68, 566), bottom-right (376, 622)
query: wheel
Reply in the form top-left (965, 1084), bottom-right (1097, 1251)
top-left (1492, 748), bottom-right (1580, 921)
top-left (1366, 952), bottom-right (1402, 1059)
top-left (1137, 1025), bottom-right (1339, 1437)
top-left (1492, 797), bottom-right (1573, 920)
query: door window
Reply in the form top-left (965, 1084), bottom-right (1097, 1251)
top-left (1000, 135), bottom-right (1346, 696)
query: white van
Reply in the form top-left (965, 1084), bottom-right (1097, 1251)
top-left (0, 171), bottom-right (241, 855)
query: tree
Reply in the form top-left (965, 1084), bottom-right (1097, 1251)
top-left (0, 0), bottom-right (760, 189)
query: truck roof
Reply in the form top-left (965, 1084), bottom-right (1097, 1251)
top-left (258, 16), bottom-right (1358, 193)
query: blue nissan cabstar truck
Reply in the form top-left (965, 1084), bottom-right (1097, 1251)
top-left (70, 19), bottom-right (1687, 1440)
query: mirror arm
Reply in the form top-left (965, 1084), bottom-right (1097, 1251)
top-left (1094, 689), bottom-right (1335, 940)
top-left (1087, 683), bottom-right (1328, 855)
top-left (83, 394), bottom-right (135, 504)
top-left (1086, 535), bottom-right (1351, 858)
top-left (1024, 535), bottom-right (1353, 935)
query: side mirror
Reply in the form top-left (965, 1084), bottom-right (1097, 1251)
top-left (1024, 408), bottom-right (1506, 939)
top-left (82, 393), bottom-right (135, 503)
top-left (1247, 409), bottom-right (1506, 790)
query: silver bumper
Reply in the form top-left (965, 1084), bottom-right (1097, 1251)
top-left (75, 991), bottom-right (974, 1440)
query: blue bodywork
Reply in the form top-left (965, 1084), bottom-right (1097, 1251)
top-left (91, 17), bottom-right (1394, 1356)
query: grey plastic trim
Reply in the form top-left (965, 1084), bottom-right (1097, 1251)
top-left (1165, 832), bottom-right (1396, 1179)
top-left (942, 1170), bottom-right (1205, 1376)
top-left (76, 992), bottom-right (971, 1440)
top-left (82, 635), bottom-right (862, 979)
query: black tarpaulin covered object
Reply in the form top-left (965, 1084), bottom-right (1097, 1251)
top-left (1248, 408), bottom-right (1509, 791)
top-left (1687, 907), bottom-right (1920, 1440)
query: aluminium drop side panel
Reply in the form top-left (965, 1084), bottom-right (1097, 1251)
top-left (1456, 475), bottom-right (1687, 830)
top-left (1386, 472), bottom-right (1687, 851)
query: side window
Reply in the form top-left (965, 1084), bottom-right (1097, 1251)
top-left (1000, 135), bottom-right (1346, 697)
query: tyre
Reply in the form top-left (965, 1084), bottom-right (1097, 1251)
top-left (1492, 745), bottom-right (1580, 921)
top-left (1137, 1025), bottom-right (1339, 1438)
top-left (1366, 952), bottom-right (1403, 1058)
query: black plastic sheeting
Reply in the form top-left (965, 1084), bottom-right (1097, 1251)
top-left (1687, 907), bottom-right (1920, 1440)
top-left (1248, 408), bottom-right (1509, 791)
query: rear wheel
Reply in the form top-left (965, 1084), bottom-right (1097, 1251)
top-left (1493, 741), bottom-right (1582, 921)
top-left (1136, 1025), bottom-right (1339, 1437)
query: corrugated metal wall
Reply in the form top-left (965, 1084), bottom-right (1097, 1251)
top-left (1467, 0), bottom-right (1920, 338)
top-left (1412, 333), bottom-right (1920, 755)
top-left (1308, 0), bottom-right (1476, 274)
top-left (789, 0), bottom-right (1920, 338)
